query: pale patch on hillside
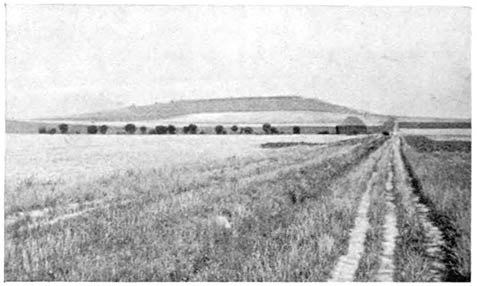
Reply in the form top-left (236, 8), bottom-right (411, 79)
top-left (163, 111), bottom-right (386, 125)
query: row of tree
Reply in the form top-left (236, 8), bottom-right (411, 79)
top-left (38, 122), bottom-right (299, 135)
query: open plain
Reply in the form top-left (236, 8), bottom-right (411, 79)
top-left (4, 130), bottom-right (471, 282)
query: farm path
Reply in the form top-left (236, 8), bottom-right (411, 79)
top-left (329, 137), bottom-right (391, 281)
top-left (329, 135), bottom-right (447, 282)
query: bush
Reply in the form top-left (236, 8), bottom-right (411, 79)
top-left (38, 127), bottom-right (47, 134)
top-left (188, 124), bottom-right (198, 134)
top-left (241, 127), bottom-right (253, 134)
top-left (99, 125), bottom-right (108, 134)
top-left (87, 125), bottom-right (98, 134)
top-left (168, 125), bottom-right (176, 134)
top-left (48, 128), bottom-right (57, 134)
top-left (155, 125), bottom-right (168, 134)
top-left (231, 125), bottom-right (238, 132)
top-left (148, 129), bottom-right (157, 135)
top-left (58, 123), bottom-right (68, 134)
top-left (215, 125), bottom-right (224, 134)
top-left (139, 126), bottom-right (147, 134)
top-left (262, 123), bottom-right (272, 134)
top-left (293, 126), bottom-right (300, 134)
top-left (125, 123), bottom-right (137, 134)
top-left (270, 127), bottom-right (279, 134)
top-left (183, 126), bottom-right (189, 134)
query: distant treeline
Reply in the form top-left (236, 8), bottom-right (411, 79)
top-left (399, 122), bottom-right (471, 129)
top-left (35, 121), bottom-right (390, 135)
top-left (37, 123), bottom-right (306, 135)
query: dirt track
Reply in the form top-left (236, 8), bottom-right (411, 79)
top-left (329, 135), bottom-right (446, 282)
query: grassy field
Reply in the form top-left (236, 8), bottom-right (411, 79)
top-left (5, 132), bottom-right (471, 281)
top-left (401, 136), bottom-right (471, 281)
top-left (5, 135), bottom-right (388, 281)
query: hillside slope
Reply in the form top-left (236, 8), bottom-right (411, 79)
top-left (47, 96), bottom-right (383, 122)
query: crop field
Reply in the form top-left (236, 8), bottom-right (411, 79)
top-left (4, 133), bottom-right (471, 282)
top-left (399, 128), bottom-right (471, 141)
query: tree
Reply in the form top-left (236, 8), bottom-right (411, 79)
top-left (188, 124), bottom-right (198, 134)
top-left (262, 123), bottom-right (272, 134)
top-left (183, 126), bottom-right (190, 134)
top-left (155, 125), bottom-right (168, 134)
top-left (58, 123), bottom-right (68, 134)
top-left (270, 127), bottom-right (279, 134)
top-left (48, 128), bottom-right (57, 134)
top-left (87, 125), bottom-right (98, 134)
top-left (99, 125), bottom-right (108, 134)
top-left (293, 126), bottom-right (300, 134)
top-left (167, 125), bottom-right (176, 134)
top-left (125, 123), bottom-right (137, 134)
top-left (231, 125), bottom-right (238, 133)
top-left (241, 126), bottom-right (253, 134)
top-left (139, 126), bottom-right (147, 134)
top-left (215, 125), bottom-right (224, 134)
top-left (38, 127), bottom-right (47, 134)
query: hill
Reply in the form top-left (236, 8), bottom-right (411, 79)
top-left (45, 96), bottom-right (386, 122)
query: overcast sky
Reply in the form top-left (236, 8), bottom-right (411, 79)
top-left (6, 5), bottom-right (471, 119)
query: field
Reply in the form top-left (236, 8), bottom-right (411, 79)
top-left (401, 135), bottom-right (471, 281)
top-left (4, 131), bottom-right (471, 282)
top-left (400, 128), bottom-right (471, 141)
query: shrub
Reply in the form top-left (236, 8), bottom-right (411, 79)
top-left (168, 125), bottom-right (176, 134)
top-left (215, 125), bottom-right (224, 134)
top-left (58, 123), bottom-right (68, 134)
top-left (48, 128), bottom-right (57, 134)
top-left (293, 126), bottom-right (300, 134)
top-left (241, 126), bottom-right (253, 134)
top-left (148, 129), bottom-right (156, 135)
top-left (188, 124), bottom-right (198, 134)
top-left (87, 125), bottom-right (98, 134)
top-left (199, 130), bottom-right (206, 134)
top-left (99, 125), bottom-right (108, 134)
top-left (125, 123), bottom-right (137, 134)
top-left (139, 126), bottom-right (147, 134)
top-left (38, 127), bottom-right (47, 134)
top-left (183, 126), bottom-right (189, 134)
top-left (270, 127), bottom-right (279, 134)
top-left (155, 125), bottom-right (168, 134)
top-left (318, 131), bottom-right (329, 135)
top-left (231, 125), bottom-right (238, 132)
top-left (262, 123), bottom-right (272, 134)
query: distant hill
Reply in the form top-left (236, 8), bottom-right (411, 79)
top-left (45, 96), bottom-right (388, 122)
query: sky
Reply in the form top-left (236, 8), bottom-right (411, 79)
top-left (6, 5), bottom-right (471, 119)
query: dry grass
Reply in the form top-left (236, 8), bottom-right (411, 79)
top-left (5, 138), bottom-right (356, 215)
top-left (5, 135), bottom-right (387, 281)
top-left (401, 141), bottom-right (471, 281)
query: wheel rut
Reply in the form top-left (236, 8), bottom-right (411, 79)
top-left (328, 142), bottom-right (387, 282)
